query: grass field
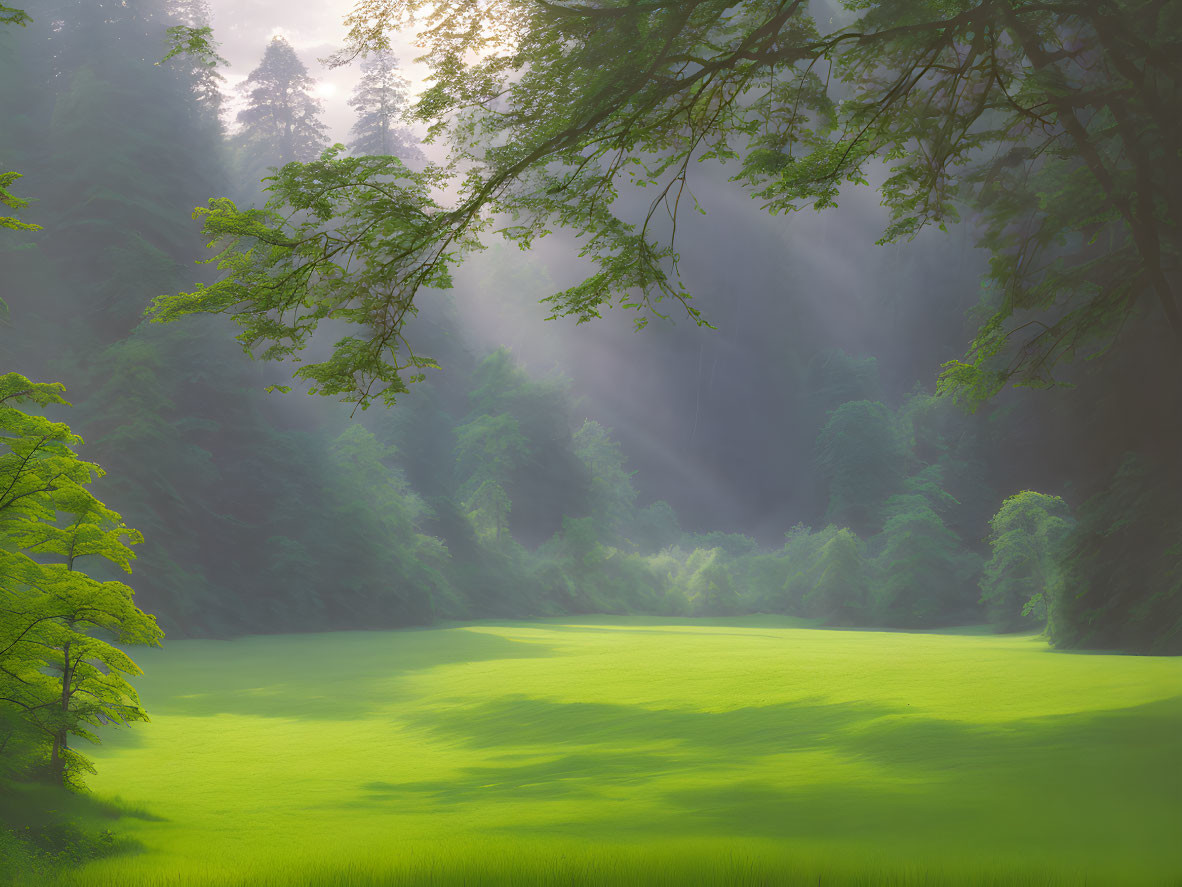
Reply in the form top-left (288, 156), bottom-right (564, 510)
top-left (39, 618), bottom-right (1182, 886)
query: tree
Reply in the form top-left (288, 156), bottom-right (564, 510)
top-left (321, 424), bottom-right (454, 624)
top-left (572, 420), bottom-right (637, 543)
top-left (0, 170), bottom-right (39, 235)
top-left (815, 400), bottom-right (905, 534)
top-left (0, 6), bottom-right (35, 239)
top-left (348, 50), bottom-right (421, 160)
top-left (679, 547), bottom-right (740, 616)
top-left (1055, 456), bottom-right (1182, 653)
top-left (803, 527), bottom-right (867, 625)
top-left (979, 491), bottom-right (1072, 632)
top-left (153, 0), bottom-right (1179, 409)
top-left (873, 491), bottom-right (978, 627)
top-left (236, 36), bottom-right (328, 169)
top-left (0, 374), bottom-right (162, 787)
top-left (0, 5), bottom-right (30, 27)
top-left (161, 0), bottom-right (227, 121)
top-left (454, 413), bottom-right (528, 542)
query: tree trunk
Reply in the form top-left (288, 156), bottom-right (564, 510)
top-left (50, 639), bottom-right (71, 786)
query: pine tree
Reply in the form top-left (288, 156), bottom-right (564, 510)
top-left (347, 50), bottom-right (420, 160)
top-left (236, 36), bottom-right (328, 168)
top-left (165, 0), bottom-right (225, 120)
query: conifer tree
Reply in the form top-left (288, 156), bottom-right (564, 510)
top-left (165, 0), bottom-right (225, 121)
top-left (237, 36), bottom-right (328, 168)
top-left (348, 49), bottom-right (420, 160)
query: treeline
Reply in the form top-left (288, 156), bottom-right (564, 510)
top-left (342, 341), bottom-right (1071, 639)
top-left (3, 0), bottom-right (1178, 656)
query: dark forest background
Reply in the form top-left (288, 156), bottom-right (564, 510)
top-left (2, 0), bottom-right (1180, 657)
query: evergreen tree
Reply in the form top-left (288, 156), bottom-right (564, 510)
top-left (164, 0), bottom-right (225, 121)
top-left (236, 36), bottom-right (328, 170)
top-left (348, 50), bottom-right (420, 160)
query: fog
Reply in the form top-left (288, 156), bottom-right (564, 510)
top-left (2, 2), bottom-right (1178, 882)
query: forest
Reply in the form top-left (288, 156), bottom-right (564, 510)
top-left (1, 0), bottom-right (1179, 884)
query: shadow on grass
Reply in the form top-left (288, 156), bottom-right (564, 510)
top-left (359, 693), bottom-right (1182, 865)
top-left (0, 781), bottom-right (154, 870)
top-left (410, 695), bottom-right (891, 754)
top-left (135, 628), bottom-right (556, 721)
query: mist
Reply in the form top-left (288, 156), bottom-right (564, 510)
top-left (1, 1), bottom-right (1178, 884)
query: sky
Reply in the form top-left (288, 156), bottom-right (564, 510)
top-left (204, 0), bottom-right (430, 144)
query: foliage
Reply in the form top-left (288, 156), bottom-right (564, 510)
top-left (1055, 456), bottom-right (1182, 654)
top-left (873, 488), bottom-right (979, 627)
top-left (235, 36), bottom-right (329, 169)
top-left (802, 528), bottom-right (867, 624)
top-left (321, 424), bottom-right (456, 624)
top-left (979, 491), bottom-right (1072, 633)
top-left (815, 400), bottom-right (904, 534)
top-left (151, 150), bottom-right (447, 408)
top-left (805, 351), bottom-right (881, 416)
top-left (572, 419), bottom-right (636, 543)
top-left (0, 374), bottom-right (162, 788)
top-left (0, 170), bottom-right (40, 233)
top-left (455, 413), bottom-right (529, 542)
top-left (155, 0), bottom-right (1180, 410)
top-left (0, 3), bottom-right (28, 27)
top-left (158, 1), bottom-right (227, 118)
top-left (348, 50), bottom-right (421, 160)
top-left (159, 25), bottom-right (226, 70)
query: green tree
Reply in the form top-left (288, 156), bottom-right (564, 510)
top-left (236, 36), bottom-right (329, 170)
top-left (154, 0), bottom-right (1179, 408)
top-left (873, 492), bottom-right (978, 627)
top-left (572, 420), bottom-right (637, 543)
top-left (0, 170), bottom-right (39, 234)
top-left (0, 374), bottom-right (161, 787)
top-left (0, 5), bottom-right (34, 240)
top-left (815, 400), bottom-right (905, 534)
top-left (679, 547), bottom-right (740, 617)
top-left (161, 0), bottom-right (227, 120)
top-left (979, 491), bottom-right (1072, 632)
top-left (1056, 456), bottom-right (1182, 653)
top-left (348, 49), bottom-right (420, 159)
top-left (630, 501), bottom-right (681, 553)
top-left (803, 528), bottom-right (868, 625)
top-left (323, 424), bottom-right (455, 624)
top-left (454, 413), bottom-right (528, 542)
top-left (0, 5), bottom-right (30, 26)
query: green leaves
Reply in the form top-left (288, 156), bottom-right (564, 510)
top-left (156, 0), bottom-right (1180, 409)
top-left (150, 152), bottom-right (450, 408)
top-left (0, 171), bottom-right (40, 232)
top-left (0, 374), bottom-right (161, 787)
top-left (979, 491), bottom-right (1072, 632)
top-left (0, 4), bottom-right (29, 27)
top-left (158, 25), bottom-right (227, 69)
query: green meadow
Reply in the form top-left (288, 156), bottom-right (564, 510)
top-left (43, 619), bottom-right (1182, 886)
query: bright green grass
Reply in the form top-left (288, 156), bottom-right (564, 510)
top-left (42, 618), bottom-right (1182, 886)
